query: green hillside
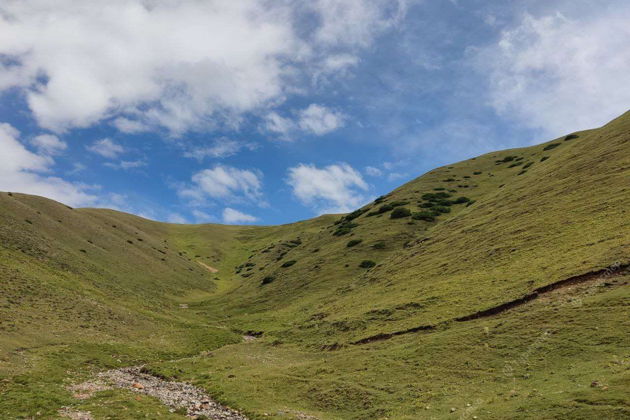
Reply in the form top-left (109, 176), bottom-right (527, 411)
top-left (1, 112), bottom-right (629, 419)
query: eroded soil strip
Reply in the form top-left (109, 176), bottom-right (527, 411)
top-left (75, 366), bottom-right (248, 419)
top-left (352, 263), bottom-right (629, 345)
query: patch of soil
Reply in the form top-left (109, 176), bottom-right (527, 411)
top-left (75, 366), bottom-right (248, 419)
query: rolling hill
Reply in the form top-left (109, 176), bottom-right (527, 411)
top-left (1, 111), bottom-right (629, 419)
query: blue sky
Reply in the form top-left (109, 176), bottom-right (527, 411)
top-left (1, 0), bottom-right (629, 225)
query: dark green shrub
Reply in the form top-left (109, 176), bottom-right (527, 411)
top-left (261, 276), bottom-right (276, 285)
top-left (453, 196), bottom-right (471, 204)
top-left (334, 228), bottom-right (351, 236)
top-left (473, 171), bottom-right (482, 175)
top-left (443, 178), bottom-right (456, 182)
top-left (419, 202), bottom-right (435, 208)
top-left (522, 162), bottom-right (533, 169)
top-left (359, 260), bottom-right (376, 269)
top-left (433, 206), bottom-right (451, 214)
top-left (390, 207), bottom-right (411, 219)
top-left (422, 192), bottom-right (451, 201)
top-left (389, 200), bottom-right (409, 207)
top-left (344, 208), bottom-right (368, 221)
top-left (463, 175), bottom-right (471, 179)
top-left (372, 241), bottom-right (386, 249)
top-left (518, 170), bottom-right (527, 176)
top-left (495, 155), bottom-right (517, 164)
top-left (434, 199), bottom-right (453, 206)
top-left (281, 260), bottom-right (297, 268)
top-left (412, 211), bottom-right (435, 222)
top-left (374, 195), bottom-right (387, 203)
top-left (433, 187), bottom-right (445, 191)
top-left (466, 200), bottom-right (476, 207)
top-left (543, 143), bottom-right (560, 151)
top-left (508, 162), bottom-right (523, 168)
top-left (347, 239), bottom-right (363, 247)
top-left (540, 156), bottom-right (549, 162)
top-left (377, 204), bottom-right (394, 214)
top-left (333, 222), bottom-right (358, 236)
top-left (564, 134), bottom-right (579, 141)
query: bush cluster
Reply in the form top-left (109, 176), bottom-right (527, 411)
top-left (390, 207), bottom-right (412, 219)
top-left (543, 143), bottom-right (561, 151)
top-left (333, 222), bottom-right (358, 236)
top-left (359, 260), bottom-right (376, 269)
top-left (261, 276), bottom-right (275, 285)
top-left (347, 239), bottom-right (363, 247)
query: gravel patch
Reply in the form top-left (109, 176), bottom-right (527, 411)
top-left (92, 366), bottom-right (248, 419)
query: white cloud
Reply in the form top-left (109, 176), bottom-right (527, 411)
top-left (365, 166), bottom-right (383, 177)
top-left (475, 8), bottom-right (630, 137)
top-left (0, 122), bottom-right (96, 206)
top-left (104, 159), bottom-right (147, 170)
top-left (298, 104), bottom-right (345, 135)
top-left (222, 208), bottom-right (258, 224)
top-left (167, 213), bottom-right (188, 224)
top-left (181, 165), bottom-right (264, 205)
top-left (31, 134), bottom-right (67, 155)
top-left (87, 138), bottom-right (125, 159)
top-left (264, 112), bottom-right (296, 138)
top-left (311, 0), bottom-right (409, 47)
top-left (0, 1), bottom-right (407, 135)
top-left (264, 104), bottom-right (345, 139)
top-left (191, 209), bottom-right (216, 223)
top-left (287, 163), bottom-right (369, 214)
top-left (112, 117), bottom-right (149, 134)
top-left (183, 138), bottom-right (257, 161)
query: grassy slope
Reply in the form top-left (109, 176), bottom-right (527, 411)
top-left (0, 112), bottom-right (628, 419)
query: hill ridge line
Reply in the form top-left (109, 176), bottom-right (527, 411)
top-left (350, 261), bottom-right (629, 346)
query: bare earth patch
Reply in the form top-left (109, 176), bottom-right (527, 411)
top-left (197, 261), bottom-right (219, 273)
top-left (58, 407), bottom-right (94, 420)
top-left (74, 366), bottom-right (248, 419)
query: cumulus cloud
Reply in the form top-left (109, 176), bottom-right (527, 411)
top-left (0, 0), bottom-right (407, 135)
top-left (475, 8), bottom-right (630, 137)
top-left (265, 104), bottom-right (345, 139)
top-left (287, 163), bottom-right (369, 213)
top-left (0, 122), bottom-right (96, 206)
top-left (181, 165), bottom-right (264, 205)
top-left (31, 134), bottom-right (67, 155)
top-left (222, 208), bottom-right (258, 224)
top-left (298, 104), bottom-right (345, 135)
top-left (87, 138), bottom-right (125, 159)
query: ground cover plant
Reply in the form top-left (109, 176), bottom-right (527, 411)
top-left (0, 112), bottom-right (629, 419)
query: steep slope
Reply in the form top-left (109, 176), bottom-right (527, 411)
top-left (0, 111), bottom-right (628, 419)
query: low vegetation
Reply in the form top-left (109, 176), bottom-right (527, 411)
top-left (1, 112), bottom-right (629, 420)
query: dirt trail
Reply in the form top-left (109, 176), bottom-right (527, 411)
top-left (351, 262), bottom-right (628, 346)
top-left (71, 366), bottom-right (248, 419)
top-left (197, 260), bottom-right (219, 273)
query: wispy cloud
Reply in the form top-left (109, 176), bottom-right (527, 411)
top-left (264, 104), bottom-right (346, 139)
top-left (222, 208), bottom-right (258, 224)
top-left (87, 138), bottom-right (125, 159)
top-left (473, 7), bottom-right (630, 137)
top-left (0, 122), bottom-right (96, 206)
